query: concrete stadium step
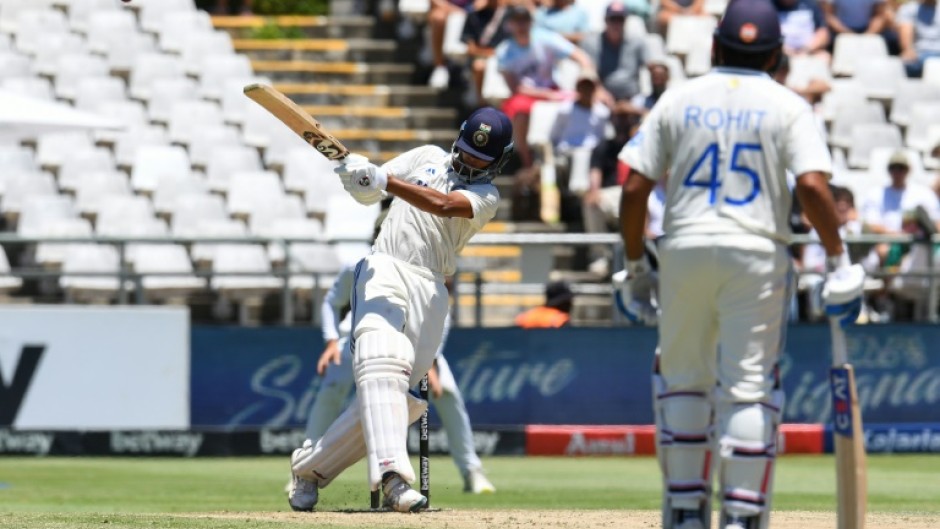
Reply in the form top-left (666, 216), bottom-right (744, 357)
top-left (212, 15), bottom-right (375, 39)
top-left (251, 60), bottom-right (414, 84)
top-left (274, 82), bottom-right (441, 107)
top-left (234, 39), bottom-right (396, 62)
top-left (301, 105), bottom-right (456, 129)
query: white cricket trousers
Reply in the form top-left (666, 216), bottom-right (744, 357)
top-left (352, 252), bottom-right (449, 486)
top-left (304, 339), bottom-right (484, 476)
top-left (657, 238), bottom-right (791, 400)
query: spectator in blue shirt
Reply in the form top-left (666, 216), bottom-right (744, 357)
top-left (898, 0), bottom-right (940, 77)
top-left (535, 0), bottom-right (591, 44)
top-left (822, 0), bottom-right (887, 35)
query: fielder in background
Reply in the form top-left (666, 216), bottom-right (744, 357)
top-left (287, 107), bottom-right (513, 513)
top-left (306, 264), bottom-right (496, 494)
top-left (616, 1), bottom-right (864, 528)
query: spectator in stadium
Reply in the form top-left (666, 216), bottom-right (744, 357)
top-left (617, 60), bottom-right (670, 125)
top-left (898, 0), bottom-right (940, 78)
top-left (515, 280), bottom-right (574, 327)
top-left (429, 0), bottom-right (475, 89)
top-left (461, 0), bottom-right (511, 105)
top-left (549, 74), bottom-right (610, 155)
top-left (582, 113), bottom-right (632, 276)
top-left (534, 0), bottom-right (591, 44)
top-left (860, 151), bottom-right (940, 269)
top-left (822, 0), bottom-right (888, 37)
top-left (774, 52), bottom-right (831, 102)
top-left (496, 5), bottom-right (594, 169)
top-left (774, 0), bottom-right (832, 60)
top-left (579, 2), bottom-right (648, 115)
top-left (800, 186), bottom-right (860, 273)
top-left (656, 0), bottom-right (705, 33)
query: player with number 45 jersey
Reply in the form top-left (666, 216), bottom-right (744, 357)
top-left (616, 1), bottom-right (865, 529)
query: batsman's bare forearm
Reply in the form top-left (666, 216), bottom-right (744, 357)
top-left (796, 171), bottom-right (845, 257)
top-left (386, 175), bottom-right (474, 218)
top-left (620, 170), bottom-right (656, 261)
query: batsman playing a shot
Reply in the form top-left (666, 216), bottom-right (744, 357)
top-left (617, 1), bottom-right (865, 528)
top-left (305, 264), bottom-right (496, 495)
top-left (287, 107), bottom-right (513, 513)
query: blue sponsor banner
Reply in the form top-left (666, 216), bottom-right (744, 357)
top-left (823, 423), bottom-right (940, 454)
top-left (190, 325), bottom-right (940, 428)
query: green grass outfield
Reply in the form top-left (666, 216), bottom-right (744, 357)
top-left (0, 455), bottom-right (938, 528)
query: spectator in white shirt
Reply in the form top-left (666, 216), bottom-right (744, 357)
top-left (861, 150), bottom-right (940, 267)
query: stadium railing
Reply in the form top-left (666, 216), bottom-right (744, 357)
top-left (0, 233), bottom-right (936, 325)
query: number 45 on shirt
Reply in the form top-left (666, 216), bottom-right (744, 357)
top-left (683, 142), bottom-right (762, 206)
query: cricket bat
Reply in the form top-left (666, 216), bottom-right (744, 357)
top-left (829, 320), bottom-right (867, 529)
top-left (243, 83), bottom-right (349, 161)
top-left (539, 145), bottom-right (560, 224)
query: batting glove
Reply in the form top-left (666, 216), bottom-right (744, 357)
top-left (334, 153), bottom-right (387, 205)
top-left (822, 254), bottom-right (865, 328)
top-left (612, 257), bottom-right (659, 326)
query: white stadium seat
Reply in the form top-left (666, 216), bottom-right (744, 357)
top-left (924, 57), bottom-right (940, 89)
top-left (131, 145), bottom-right (192, 194)
top-left (58, 147), bottom-right (115, 193)
top-left (847, 124), bottom-right (903, 169)
top-left (129, 53), bottom-right (186, 100)
top-left (832, 33), bottom-right (887, 77)
top-left (889, 79), bottom-right (940, 127)
top-left (53, 52), bottom-right (109, 100)
top-left (0, 52), bottom-right (31, 79)
top-left (283, 147), bottom-right (336, 198)
top-left (0, 245), bottom-right (22, 293)
top-left (31, 32), bottom-right (86, 76)
top-left (94, 100), bottom-right (149, 143)
top-left (188, 125), bottom-right (242, 168)
top-left (1, 171), bottom-right (57, 216)
top-left (113, 125), bottom-right (170, 168)
top-left (18, 195), bottom-right (77, 236)
top-left (905, 102), bottom-right (940, 153)
top-left (138, 0), bottom-right (198, 34)
top-left (85, 10), bottom-right (138, 54)
top-left (158, 10), bottom-right (213, 54)
top-left (146, 77), bottom-right (200, 123)
top-left (133, 244), bottom-right (206, 298)
top-left (170, 193), bottom-right (228, 231)
top-left (443, 9), bottom-right (467, 58)
top-left (666, 16), bottom-right (717, 56)
top-left (481, 56), bottom-right (510, 104)
top-left (152, 174), bottom-right (210, 215)
top-left (211, 244), bottom-right (283, 294)
top-left (67, 0), bottom-right (124, 34)
top-left (37, 131), bottom-right (95, 168)
top-left (60, 244), bottom-right (122, 301)
top-left (854, 56), bottom-right (906, 101)
top-left (829, 101), bottom-right (885, 149)
top-left (1, 76), bottom-right (54, 100)
top-left (104, 32), bottom-right (158, 73)
top-left (220, 76), bottom-right (269, 125)
top-left (227, 171), bottom-right (285, 218)
top-left (187, 219), bottom-right (248, 265)
top-left (167, 100), bottom-right (224, 144)
top-left (73, 76), bottom-right (127, 111)
top-left (13, 8), bottom-right (69, 55)
top-left (0, 145), bottom-right (36, 173)
top-left (182, 31), bottom-right (235, 76)
top-left (205, 145), bottom-right (263, 193)
top-left (198, 54), bottom-right (253, 100)
top-left (74, 171), bottom-right (133, 216)
top-left (324, 194), bottom-right (380, 243)
top-left (35, 217), bottom-right (94, 268)
top-left (786, 55), bottom-right (832, 92)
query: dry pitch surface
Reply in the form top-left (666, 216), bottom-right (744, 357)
top-left (183, 510), bottom-right (939, 529)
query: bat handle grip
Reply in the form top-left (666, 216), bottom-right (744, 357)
top-left (830, 318), bottom-right (849, 366)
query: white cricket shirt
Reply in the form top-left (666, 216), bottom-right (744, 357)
top-left (377, 146), bottom-right (499, 276)
top-left (619, 67), bottom-right (832, 248)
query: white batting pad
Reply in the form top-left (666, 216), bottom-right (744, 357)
top-left (291, 392), bottom-right (428, 488)
top-left (355, 329), bottom-right (416, 488)
top-left (715, 389), bottom-right (784, 529)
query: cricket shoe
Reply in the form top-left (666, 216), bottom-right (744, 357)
top-left (382, 473), bottom-right (427, 513)
top-left (464, 468), bottom-right (496, 494)
top-left (287, 448), bottom-right (318, 512)
top-left (724, 514), bottom-right (756, 529)
top-left (675, 509), bottom-right (705, 529)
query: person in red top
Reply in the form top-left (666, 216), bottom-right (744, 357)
top-left (515, 280), bottom-right (574, 328)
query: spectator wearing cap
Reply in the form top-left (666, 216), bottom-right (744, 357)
top-left (773, 0), bottom-right (832, 61)
top-left (461, 0), bottom-right (510, 105)
top-left (550, 74), bottom-right (611, 154)
top-left (579, 2), bottom-right (648, 115)
top-left (618, 60), bottom-right (670, 124)
top-left (898, 0), bottom-right (940, 77)
top-left (656, 0), bottom-right (705, 33)
top-left (514, 280), bottom-right (574, 328)
top-left (860, 151), bottom-right (940, 269)
top-left (535, 0), bottom-right (591, 44)
top-left (495, 5), bottom-right (595, 169)
top-left (428, 0), bottom-right (476, 89)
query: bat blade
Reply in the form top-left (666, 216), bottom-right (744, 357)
top-left (830, 322), bottom-right (867, 529)
top-left (243, 83), bottom-right (349, 161)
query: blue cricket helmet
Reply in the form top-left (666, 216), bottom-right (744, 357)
top-left (451, 107), bottom-right (514, 183)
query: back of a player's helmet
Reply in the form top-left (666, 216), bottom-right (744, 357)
top-left (451, 107), bottom-right (514, 184)
top-left (713, 0), bottom-right (783, 54)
